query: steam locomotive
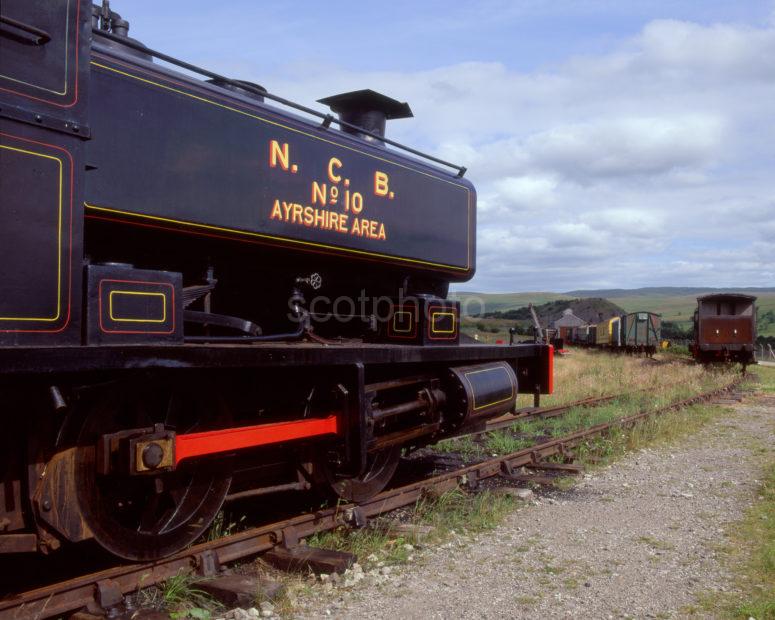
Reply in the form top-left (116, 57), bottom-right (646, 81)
top-left (0, 1), bottom-right (552, 561)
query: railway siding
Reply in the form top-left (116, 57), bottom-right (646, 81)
top-left (291, 390), bottom-right (775, 618)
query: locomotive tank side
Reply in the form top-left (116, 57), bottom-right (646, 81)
top-left (84, 45), bottom-right (476, 284)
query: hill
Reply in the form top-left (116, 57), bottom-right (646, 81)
top-left (565, 286), bottom-right (775, 298)
top-left (483, 297), bottom-right (625, 326)
top-left (450, 291), bottom-right (571, 315)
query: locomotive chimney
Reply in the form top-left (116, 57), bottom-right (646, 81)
top-left (318, 89), bottom-right (413, 146)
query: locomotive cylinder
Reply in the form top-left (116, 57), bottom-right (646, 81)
top-left (448, 362), bottom-right (518, 427)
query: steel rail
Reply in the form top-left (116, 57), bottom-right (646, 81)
top-left (485, 394), bottom-right (619, 432)
top-left (483, 379), bottom-right (693, 433)
top-left (0, 380), bottom-right (742, 620)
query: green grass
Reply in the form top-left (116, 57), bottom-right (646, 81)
top-left (483, 430), bottom-right (534, 455)
top-left (756, 366), bottom-right (775, 393)
top-left (305, 488), bottom-right (517, 563)
top-left (435, 434), bottom-right (484, 460)
top-left (306, 524), bottom-right (415, 566)
top-left (149, 570), bottom-right (219, 619)
top-left (436, 351), bottom-right (736, 461)
top-left (734, 462), bottom-right (775, 619)
top-left (414, 488), bottom-right (516, 537)
top-left (636, 535), bottom-right (675, 551)
top-left (206, 510), bottom-right (246, 541)
top-left (696, 461), bottom-right (775, 619)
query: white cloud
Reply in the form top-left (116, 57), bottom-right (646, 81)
top-left (524, 115), bottom-right (724, 181)
top-left (252, 16), bottom-right (775, 292)
top-left (492, 175), bottom-right (559, 211)
top-left (635, 19), bottom-right (775, 82)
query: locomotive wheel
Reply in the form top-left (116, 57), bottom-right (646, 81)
top-left (74, 382), bottom-right (233, 561)
top-left (318, 447), bottom-right (401, 503)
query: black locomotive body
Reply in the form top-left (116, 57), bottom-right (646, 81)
top-left (0, 0), bottom-right (553, 560)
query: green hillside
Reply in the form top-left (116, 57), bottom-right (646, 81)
top-left (566, 286), bottom-right (775, 298)
top-left (482, 297), bottom-right (624, 326)
top-left (450, 291), bottom-right (571, 315)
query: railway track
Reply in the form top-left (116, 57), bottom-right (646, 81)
top-left (0, 379), bottom-right (744, 620)
top-left (483, 382), bottom-right (683, 433)
top-left (485, 393), bottom-right (621, 431)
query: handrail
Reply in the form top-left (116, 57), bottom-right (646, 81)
top-left (92, 29), bottom-right (468, 178)
top-left (0, 14), bottom-right (52, 46)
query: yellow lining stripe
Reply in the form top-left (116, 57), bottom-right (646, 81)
top-left (109, 290), bottom-right (167, 323)
top-left (431, 311), bottom-right (456, 334)
top-left (392, 311), bottom-right (414, 333)
top-left (89, 59), bottom-right (472, 272)
top-left (0, 145), bottom-right (62, 321)
top-left (463, 365), bottom-right (515, 411)
top-left (0, 0), bottom-right (71, 96)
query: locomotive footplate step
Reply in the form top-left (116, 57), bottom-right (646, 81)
top-left (197, 574), bottom-right (284, 607)
top-left (263, 546), bottom-right (356, 575)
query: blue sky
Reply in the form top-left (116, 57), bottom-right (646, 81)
top-left (122, 1), bottom-right (775, 292)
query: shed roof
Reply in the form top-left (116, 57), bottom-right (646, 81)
top-left (553, 309), bottom-right (588, 328)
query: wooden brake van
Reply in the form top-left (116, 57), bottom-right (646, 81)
top-left (692, 293), bottom-right (757, 367)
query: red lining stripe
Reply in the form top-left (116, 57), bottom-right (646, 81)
top-left (0, 0), bottom-right (81, 107)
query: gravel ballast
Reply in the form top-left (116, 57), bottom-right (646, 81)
top-left (293, 394), bottom-right (775, 619)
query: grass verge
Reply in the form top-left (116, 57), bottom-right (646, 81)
top-left (755, 365), bottom-right (775, 393)
top-left (692, 461), bottom-right (775, 619)
top-left (732, 462), bottom-right (775, 619)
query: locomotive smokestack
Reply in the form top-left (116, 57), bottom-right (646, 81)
top-left (318, 89), bottom-right (413, 146)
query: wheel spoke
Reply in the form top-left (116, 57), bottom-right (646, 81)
top-left (75, 382), bottom-right (233, 560)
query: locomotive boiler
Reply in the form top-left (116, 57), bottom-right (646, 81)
top-left (0, 0), bottom-right (553, 560)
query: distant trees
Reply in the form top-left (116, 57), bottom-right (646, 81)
top-left (757, 309), bottom-right (775, 330)
top-left (662, 321), bottom-right (692, 340)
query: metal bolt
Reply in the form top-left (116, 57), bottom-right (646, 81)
top-left (35, 115), bottom-right (42, 123)
top-left (42, 499), bottom-right (52, 511)
top-left (141, 442), bottom-right (165, 469)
